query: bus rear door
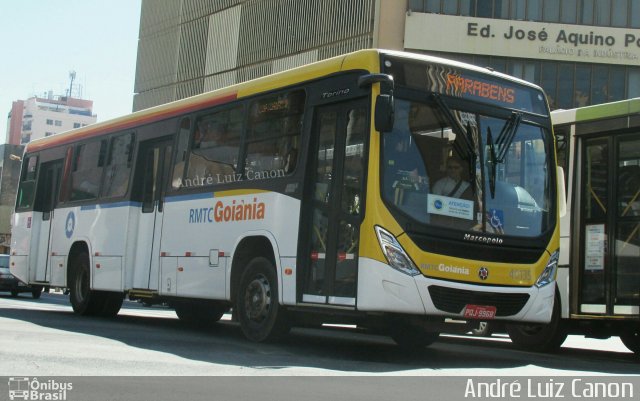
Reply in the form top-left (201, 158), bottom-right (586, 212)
top-left (578, 133), bottom-right (640, 316)
top-left (32, 160), bottom-right (63, 283)
top-left (131, 137), bottom-right (174, 290)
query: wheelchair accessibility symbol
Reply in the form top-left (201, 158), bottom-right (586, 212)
top-left (488, 208), bottom-right (504, 233)
top-left (65, 211), bottom-right (75, 238)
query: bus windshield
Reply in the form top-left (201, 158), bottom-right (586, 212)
top-left (382, 98), bottom-right (552, 238)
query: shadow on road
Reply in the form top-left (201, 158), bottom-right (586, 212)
top-left (1, 293), bottom-right (638, 374)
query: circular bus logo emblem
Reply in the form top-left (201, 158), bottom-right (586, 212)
top-left (434, 199), bottom-right (443, 209)
top-left (65, 212), bottom-right (75, 238)
top-left (478, 267), bottom-right (489, 280)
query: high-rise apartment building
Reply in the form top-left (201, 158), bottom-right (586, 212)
top-left (133, 0), bottom-right (640, 112)
top-left (5, 95), bottom-right (96, 145)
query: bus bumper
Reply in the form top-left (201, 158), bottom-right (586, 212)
top-left (357, 257), bottom-right (555, 324)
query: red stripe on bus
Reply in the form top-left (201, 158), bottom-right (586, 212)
top-left (26, 92), bottom-right (238, 153)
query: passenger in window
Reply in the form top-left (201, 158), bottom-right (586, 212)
top-left (432, 155), bottom-right (471, 199)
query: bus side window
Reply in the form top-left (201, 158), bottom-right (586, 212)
top-left (102, 132), bottom-right (135, 198)
top-left (16, 155), bottom-right (38, 210)
top-left (171, 118), bottom-right (191, 189)
top-left (245, 90), bottom-right (305, 178)
top-left (185, 107), bottom-right (242, 188)
top-left (69, 141), bottom-right (106, 201)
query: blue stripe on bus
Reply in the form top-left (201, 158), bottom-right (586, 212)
top-left (80, 201), bottom-right (142, 211)
top-left (165, 192), bottom-right (214, 203)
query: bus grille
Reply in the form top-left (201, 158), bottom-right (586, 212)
top-left (428, 285), bottom-right (530, 317)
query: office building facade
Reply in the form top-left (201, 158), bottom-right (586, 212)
top-left (133, 0), bottom-right (640, 111)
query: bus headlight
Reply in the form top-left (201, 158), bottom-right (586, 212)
top-left (375, 226), bottom-right (420, 276)
top-left (535, 250), bottom-right (559, 288)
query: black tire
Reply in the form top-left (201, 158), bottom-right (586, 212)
top-left (69, 251), bottom-right (103, 316)
top-left (174, 300), bottom-right (228, 327)
top-left (235, 257), bottom-right (289, 342)
top-left (471, 321), bottom-right (494, 337)
top-left (506, 291), bottom-right (567, 352)
top-left (390, 318), bottom-right (439, 349)
top-left (98, 292), bottom-right (124, 318)
top-left (31, 285), bottom-right (43, 299)
top-left (620, 330), bottom-right (640, 355)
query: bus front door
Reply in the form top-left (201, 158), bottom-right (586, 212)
top-left (300, 100), bottom-right (367, 307)
top-left (578, 134), bottom-right (640, 316)
top-left (132, 138), bottom-right (173, 291)
top-left (32, 160), bottom-right (62, 283)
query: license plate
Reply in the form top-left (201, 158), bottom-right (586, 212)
top-left (463, 304), bottom-right (497, 319)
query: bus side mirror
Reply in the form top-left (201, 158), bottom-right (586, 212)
top-left (557, 166), bottom-right (567, 218)
top-left (358, 73), bottom-right (395, 133)
top-left (375, 94), bottom-right (394, 132)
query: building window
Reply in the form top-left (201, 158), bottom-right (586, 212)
top-left (45, 132), bottom-right (54, 137)
top-left (574, 65), bottom-right (591, 107)
top-left (632, 1), bottom-right (640, 28)
top-left (510, 0), bottom-right (526, 19)
top-left (526, 0), bottom-right (542, 21)
top-left (458, 0), bottom-right (471, 15)
top-left (55, 120), bottom-right (62, 127)
top-left (443, 0), bottom-right (457, 14)
top-left (629, 70), bottom-right (640, 98)
top-left (73, 123), bottom-right (81, 128)
top-left (425, 0), bottom-right (439, 13)
top-left (611, 0), bottom-right (628, 27)
top-left (594, 0), bottom-right (611, 25)
top-left (580, 0), bottom-right (594, 25)
top-left (46, 119), bottom-right (53, 125)
top-left (543, 1), bottom-right (560, 22)
top-left (560, 0), bottom-right (577, 23)
top-left (476, 0), bottom-right (493, 18)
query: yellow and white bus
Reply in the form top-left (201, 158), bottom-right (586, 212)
top-left (10, 49), bottom-right (560, 345)
top-left (505, 99), bottom-right (640, 354)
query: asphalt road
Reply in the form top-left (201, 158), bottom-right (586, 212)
top-left (1, 292), bottom-right (638, 378)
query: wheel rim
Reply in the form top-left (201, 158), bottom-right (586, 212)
top-left (74, 263), bottom-right (89, 303)
top-left (243, 273), bottom-right (271, 323)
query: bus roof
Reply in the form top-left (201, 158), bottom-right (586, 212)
top-left (25, 48), bottom-right (544, 154)
top-left (551, 97), bottom-right (640, 125)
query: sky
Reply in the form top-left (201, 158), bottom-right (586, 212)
top-left (1, 0), bottom-right (142, 143)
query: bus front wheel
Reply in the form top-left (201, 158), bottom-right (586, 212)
top-left (506, 291), bottom-right (567, 352)
top-left (390, 317), bottom-right (440, 349)
top-left (235, 257), bottom-right (289, 342)
top-left (620, 330), bottom-right (640, 355)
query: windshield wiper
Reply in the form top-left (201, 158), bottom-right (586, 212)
top-left (487, 126), bottom-right (498, 199)
top-left (485, 112), bottom-right (523, 199)
top-left (495, 112), bottom-right (522, 162)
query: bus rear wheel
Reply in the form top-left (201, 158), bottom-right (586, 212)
top-left (31, 285), bottom-right (43, 299)
top-left (620, 330), bottom-right (640, 355)
top-left (174, 300), bottom-right (228, 327)
top-left (235, 257), bottom-right (289, 342)
top-left (69, 251), bottom-right (103, 316)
